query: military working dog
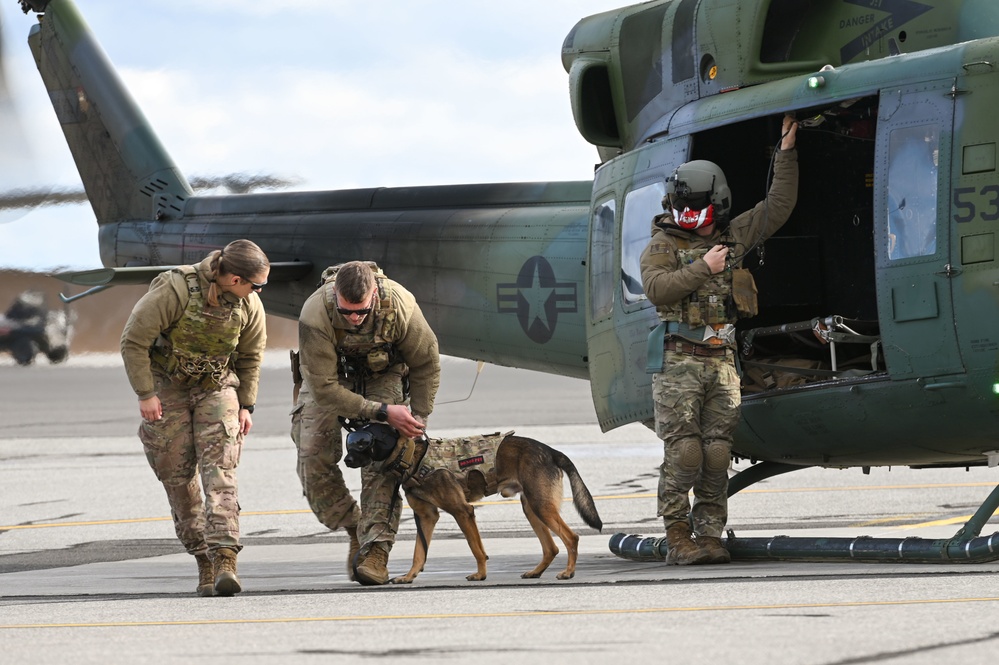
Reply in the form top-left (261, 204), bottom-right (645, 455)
top-left (346, 428), bottom-right (603, 583)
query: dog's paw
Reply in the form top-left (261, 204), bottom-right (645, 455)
top-left (556, 570), bottom-right (575, 580)
top-left (520, 571), bottom-right (542, 579)
top-left (466, 573), bottom-right (487, 581)
top-left (390, 576), bottom-right (414, 585)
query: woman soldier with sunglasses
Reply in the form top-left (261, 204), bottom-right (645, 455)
top-left (120, 239), bottom-right (270, 597)
top-left (640, 115), bottom-right (798, 567)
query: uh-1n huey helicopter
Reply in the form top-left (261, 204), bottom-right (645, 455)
top-left (13, 0), bottom-right (999, 562)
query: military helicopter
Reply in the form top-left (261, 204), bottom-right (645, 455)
top-left (11, 0), bottom-right (999, 562)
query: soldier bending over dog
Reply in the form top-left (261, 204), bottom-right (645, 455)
top-left (292, 261), bottom-right (440, 585)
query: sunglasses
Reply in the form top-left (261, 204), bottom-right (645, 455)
top-left (336, 304), bottom-right (372, 317)
top-left (241, 277), bottom-right (267, 291)
top-left (336, 293), bottom-right (375, 317)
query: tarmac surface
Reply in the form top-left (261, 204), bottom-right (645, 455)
top-left (3, 352), bottom-right (999, 664)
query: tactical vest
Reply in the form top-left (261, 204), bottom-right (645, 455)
top-left (320, 263), bottom-right (401, 378)
top-left (151, 266), bottom-right (242, 389)
top-left (656, 235), bottom-right (758, 328)
top-left (409, 432), bottom-right (509, 496)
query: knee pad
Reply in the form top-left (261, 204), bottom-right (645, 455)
top-left (704, 441), bottom-right (731, 474)
top-left (674, 438), bottom-right (703, 472)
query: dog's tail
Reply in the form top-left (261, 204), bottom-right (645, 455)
top-left (552, 450), bottom-right (603, 532)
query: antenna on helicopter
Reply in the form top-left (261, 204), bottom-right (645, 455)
top-left (437, 361), bottom-right (487, 405)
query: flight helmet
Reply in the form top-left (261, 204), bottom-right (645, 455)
top-left (664, 160), bottom-right (732, 231)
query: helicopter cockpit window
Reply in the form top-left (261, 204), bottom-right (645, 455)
top-left (887, 125), bottom-right (939, 260)
top-left (622, 182), bottom-right (666, 304)
top-left (590, 198), bottom-right (616, 321)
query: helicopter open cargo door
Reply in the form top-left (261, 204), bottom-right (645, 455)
top-left (584, 137), bottom-right (691, 432)
top-left (874, 81), bottom-right (965, 379)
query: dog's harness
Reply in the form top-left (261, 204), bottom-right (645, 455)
top-left (400, 430), bottom-right (513, 496)
top-left (382, 435), bottom-right (430, 485)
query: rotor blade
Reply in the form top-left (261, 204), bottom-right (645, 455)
top-left (52, 261), bottom-right (313, 287)
top-left (0, 174), bottom-right (302, 212)
top-left (0, 7), bottom-right (41, 225)
top-left (187, 173), bottom-right (302, 194)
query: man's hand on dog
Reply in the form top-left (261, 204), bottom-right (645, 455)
top-left (387, 405), bottom-right (426, 438)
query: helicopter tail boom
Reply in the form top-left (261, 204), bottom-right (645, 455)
top-left (25, 0), bottom-right (192, 229)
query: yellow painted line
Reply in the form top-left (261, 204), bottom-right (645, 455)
top-left (851, 514), bottom-right (931, 527)
top-left (897, 517), bottom-right (967, 529)
top-left (737, 482), bottom-right (998, 495)
top-left (0, 509), bottom-right (313, 530)
top-left (583, 481), bottom-right (997, 502)
top-left (479, 481), bottom-right (999, 506)
top-left (4, 597), bottom-right (999, 630)
top-left (3, 482), bottom-right (995, 531)
top-left (897, 509), bottom-right (999, 530)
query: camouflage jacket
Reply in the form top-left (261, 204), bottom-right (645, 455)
top-left (297, 272), bottom-right (441, 420)
top-left (120, 256), bottom-right (267, 405)
top-left (640, 149), bottom-right (798, 334)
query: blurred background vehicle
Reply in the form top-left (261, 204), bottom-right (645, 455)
top-left (0, 289), bottom-right (72, 365)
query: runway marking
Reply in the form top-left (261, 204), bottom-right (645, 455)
top-left (898, 515), bottom-right (989, 530)
top-left (733, 482), bottom-right (997, 495)
top-left (3, 483), bottom-right (994, 531)
top-left (851, 514), bottom-right (933, 527)
top-left (4, 596), bottom-right (999, 630)
top-left (0, 510), bottom-right (309, 530)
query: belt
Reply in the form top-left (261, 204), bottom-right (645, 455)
top-left (665, 340), bottom-right (731, 357)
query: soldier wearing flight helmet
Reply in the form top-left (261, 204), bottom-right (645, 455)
top-left (639, 114), bottom-right (799, 565)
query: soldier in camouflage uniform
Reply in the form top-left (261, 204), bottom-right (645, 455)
top-left (121, 239), bottom-right (269, 596)
top-left (640, 116), bottom-right (798, 565)
top-left (290, 382), bottom-right (364, 578)
top-left (295, 261), bottom-right (440, 585)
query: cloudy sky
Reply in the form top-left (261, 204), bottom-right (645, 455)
top-left (0, 0), bottom-right (626, 270)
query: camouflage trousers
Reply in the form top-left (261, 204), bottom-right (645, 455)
top-left (652, 349), bottom-right (740, 537)
top-left (290, 388), bottom-right (361, 533)
top-left (139, 371), bottom-right (243, 555)
top-left (290, 375), bottom-right (406, 555)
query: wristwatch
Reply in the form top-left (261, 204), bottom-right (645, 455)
top-left (375, 403), bottom-right (388, 422)
top-left (240, 404), bottom-right (255, 414)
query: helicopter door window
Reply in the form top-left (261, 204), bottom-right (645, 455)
top-left (887, 125), bottom-right (939, 260)
top-left (590, 198), bottom-right (616, 321)
top-left (622, 182), bottom-right (666, 304)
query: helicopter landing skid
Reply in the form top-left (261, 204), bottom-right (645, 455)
top-left (608, 480), bottom-right (999, 564)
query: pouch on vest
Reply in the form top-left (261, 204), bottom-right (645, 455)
top-left (731, 268), bottom-right (759, 318)
top-left (646, 322), bottom-right (667, 374)
top-left (367, 347), bottom-right (390, 373)
top-left (686, 298), bottom-right (705, 327)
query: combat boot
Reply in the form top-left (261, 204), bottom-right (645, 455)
top-left (696, 535), bottom-right (732, 564)
top-left (346, 526), bottom-right (361, 581)
top-left (665, 522), bottom-right (711, 565)
top-left (195, 553), bottom-right (214, 597)
top-left (213, 547), bottom-right (242, 596)
top-left (354, 543), bottom-right (390, 586)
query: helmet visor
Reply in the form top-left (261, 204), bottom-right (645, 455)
top-left (668, 190), bottom-right (711, 211)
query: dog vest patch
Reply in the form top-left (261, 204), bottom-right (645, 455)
top-left (458, 455), bottom-right (485, 469)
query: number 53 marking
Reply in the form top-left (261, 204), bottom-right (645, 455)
top-left (954, 185), bottom-right (999, 223)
